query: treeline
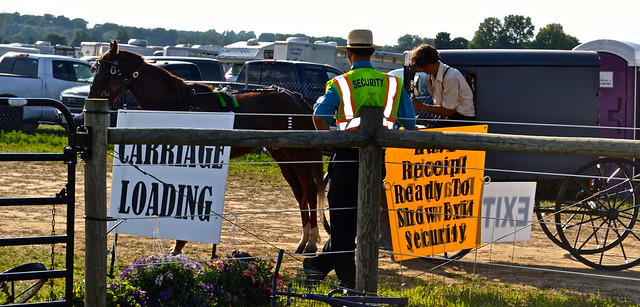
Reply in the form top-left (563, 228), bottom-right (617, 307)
top-left (0, 13), bottom-right (581, 52)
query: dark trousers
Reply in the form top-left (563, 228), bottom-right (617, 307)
top-left (307, 147), bottom-right (359, 288)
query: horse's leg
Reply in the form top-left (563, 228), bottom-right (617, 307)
top-left (267, 148), bottom-right (314, 254)
top-left (276, 148), bottom-right (325, 254)
top-left (298, 149), bottom-right (326, 253)
top-left (170, 240), bottom-right (188, 255)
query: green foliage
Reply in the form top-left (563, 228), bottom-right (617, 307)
top-left (41, 33), bottom-right (67, 45)
top-left (532, 24), bottom-right (581, 49)
top-left (377, 280), bottom-right (635, 307)
top-left (201, 251), bottom-right (283, 306)
top-left (0, 129), bottom-right (69, 153)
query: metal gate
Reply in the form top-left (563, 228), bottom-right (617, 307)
top-left (0, 98), bottom-right (76, 306)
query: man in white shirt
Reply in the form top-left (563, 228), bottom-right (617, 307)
top-left (409, 44), bottom-right (475, 127)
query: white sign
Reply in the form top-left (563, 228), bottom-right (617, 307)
top-left (481, 182), bottom-right (536, 243)
top-left (600, 71), bottom-right (614, 88)
top-left (109, 110), bottom-right (234, 244)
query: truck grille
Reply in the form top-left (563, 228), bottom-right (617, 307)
top-left (61, 96), bottom-right (85, 113)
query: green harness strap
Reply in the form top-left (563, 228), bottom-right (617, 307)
top-left (216, 91), bottom-right (239, 108)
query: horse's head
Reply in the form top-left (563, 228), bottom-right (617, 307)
top-left (88, 40), bottom-right (146, 106)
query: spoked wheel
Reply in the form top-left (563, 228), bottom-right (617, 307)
top-left (0, 263), bottom-right (48, 304)
top-left (554, 157), bottom-right (640, 270)
top-left (535, 200), bottom-right (567, 249)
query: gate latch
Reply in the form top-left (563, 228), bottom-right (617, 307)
top-left (75, 125), bottom-right (92, 160)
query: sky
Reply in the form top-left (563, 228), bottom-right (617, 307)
top-left (2, 0), bottom-right (639, 46)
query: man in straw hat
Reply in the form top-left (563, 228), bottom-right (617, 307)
top-left (305, 29), bottom-right (416, 289)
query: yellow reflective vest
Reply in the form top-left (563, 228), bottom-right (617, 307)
top-left (329, 68), bottom-right (402, 130)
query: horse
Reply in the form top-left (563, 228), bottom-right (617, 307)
top-left (88, 40), bottom-right (326, 255)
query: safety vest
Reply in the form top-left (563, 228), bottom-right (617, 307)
top-left (330, 68), bottom-right (402, 130)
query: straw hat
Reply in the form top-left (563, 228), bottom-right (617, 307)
top-left (337, 29), bottom-right (382, 49)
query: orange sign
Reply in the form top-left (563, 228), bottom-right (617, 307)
top-left (385, 125), bottom-right (487, 261)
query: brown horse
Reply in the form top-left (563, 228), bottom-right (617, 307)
top-left (88, 40), bottom-right (325, 255)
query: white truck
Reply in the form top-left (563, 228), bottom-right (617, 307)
top-left (0, 52), bottom-right (93, 131)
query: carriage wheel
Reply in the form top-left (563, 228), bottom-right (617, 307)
top-left (535, 199), bottom-right (568, 249)
top-left (554, 157), bottom-right (640, 270)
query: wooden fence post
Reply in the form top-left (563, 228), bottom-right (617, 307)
top-left (356, 106), bottom-right (383, 292)
top-left (84, 98), bottom-right (109, 307)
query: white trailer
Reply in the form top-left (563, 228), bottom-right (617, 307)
top-left (274, 37), bottom-right (403, 72)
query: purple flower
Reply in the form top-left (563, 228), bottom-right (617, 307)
top-left (159, 286), bottom-right (173, 300)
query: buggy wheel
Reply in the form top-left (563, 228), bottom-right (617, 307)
top-left (554, 158), bottom-right (640, 270)
top-left (535, 200), bottom-right (567, 249)
top-left (0, 263), bottom-right (48, 304)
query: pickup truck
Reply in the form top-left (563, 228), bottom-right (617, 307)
top-left (0, 52), bottom-right (93, 131)
top-left (59, 60), bottom-right (202, 127)
top-left (233, 60), bottom-right (343, 103)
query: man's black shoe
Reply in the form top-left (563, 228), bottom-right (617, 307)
top-left (303, 258), bottom-right (327, 286)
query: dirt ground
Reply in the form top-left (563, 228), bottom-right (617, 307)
top-left (2, 160), bottom-right (640, 304)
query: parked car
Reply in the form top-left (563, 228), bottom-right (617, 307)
top-left (144, 56), bottom-right (225, 81)
top-left (0, 52), bottom-right (92, 131)
top-left (234, 60), bottom-right (343, 102)
top-left (59, 60), bottom-right (202, 127)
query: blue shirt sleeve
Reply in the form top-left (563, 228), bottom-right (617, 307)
top-left (396, 89), bottom-right (416, 130)
top-left (313, 83), bottom-right (340, 125)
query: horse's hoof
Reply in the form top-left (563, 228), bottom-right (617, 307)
top-left (303, 244), bottom-right (318, 255)
top-left (169, 247), bottom-right (182, 255)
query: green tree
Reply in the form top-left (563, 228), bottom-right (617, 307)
top-left (531, 23), bottom-right (580, 49)
top-left (469, 17), bottom-right (502, 48)
top-left (396, 34), bottom-right (423, 53)
top-left (116, 29), bottom-right (130, 43)
top-left (434, 32), bottom-right (452, 49)
top-left (501, 15), bottom-right (535, 48)
top-left (70, 29), bottom-right (92, 46)
top-left (450, 37), bottom-right (469, 49)
top-left (470, 15), bottom-right (534, 49)
top-left (41, 33), bottom-right (66, 45)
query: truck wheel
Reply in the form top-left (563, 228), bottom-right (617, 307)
top-left (0, 106), bottom-right (22, 132)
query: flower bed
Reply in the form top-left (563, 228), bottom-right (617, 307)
top-left (73, 251), bottom-right (284, 306)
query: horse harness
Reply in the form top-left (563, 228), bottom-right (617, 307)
top-left (185, 85), bottom-right (302, 130)
top-left (92, 58), bottom-right (146, 102)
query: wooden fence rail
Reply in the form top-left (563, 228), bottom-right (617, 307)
top-left (84, 98), bottom-right (640, 305)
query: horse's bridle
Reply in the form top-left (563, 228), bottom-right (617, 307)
top-left (91, 58), bottom-right (146, 100)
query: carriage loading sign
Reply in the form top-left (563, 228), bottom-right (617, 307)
top-left (108, 110), bottom-right (234, 244)
top-left (385, 125), bottom-right (487, 261)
